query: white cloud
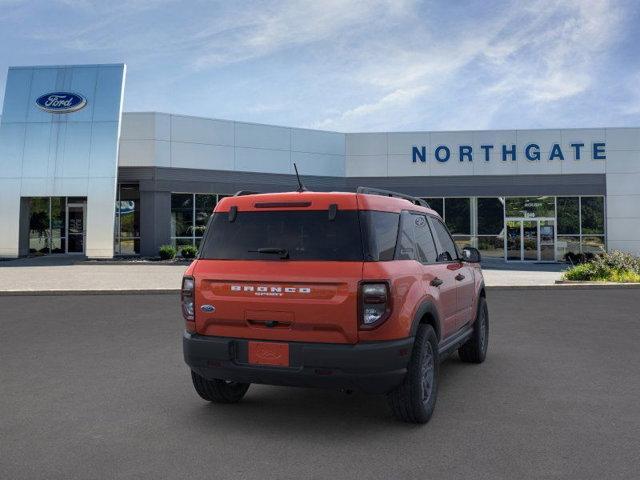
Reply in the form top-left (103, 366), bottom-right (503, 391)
top-left (315, 0), bottom-right (625, 130)
top-left (482, 0), bottom-right (622, 104)
top-left (617, 71), bottom-right (640, 116)
top-left (190, 0), bottom-right (413, 69)
top-left (313, 84), bottom-right (429, 130)
top-left (1, 0), bottom-right (631, 130)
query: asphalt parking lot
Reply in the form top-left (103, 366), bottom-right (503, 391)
top-left (1, 289), bottom-right (640, 480)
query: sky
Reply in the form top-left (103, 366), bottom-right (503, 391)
top-left (0, 0), bottom-right (639, 132)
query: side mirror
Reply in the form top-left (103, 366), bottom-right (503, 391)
top-left (462, 247), bottom-right (481, 263)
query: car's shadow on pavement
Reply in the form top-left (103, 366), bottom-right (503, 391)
top-left (175, 356), bottom-right (472, 435)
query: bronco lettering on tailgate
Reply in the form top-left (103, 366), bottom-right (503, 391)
top-left (230, 285), bottom-right (311, 296)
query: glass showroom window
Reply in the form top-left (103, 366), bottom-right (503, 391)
top-left (445, 198), bottom-right (471, 250)
top-left (556, 196), bottom-right (606, 257)
top-left (28, 197), bottom-right (67, 255)
top-left (194, 194), bottom-right (217, 248)
top-left (423, 198), bottom-right (443, 218)
top-left (114, 184), bottom-right (140, 255)
top-left (557, 197), bottom-right (580, 259)
top-left (505, 196), bottom-right (555, 218)
top-left (422, 197), bottom-right (472, 251)
top-left (171, 193), bottom-right (193, 248)
top-left (50, 197), bottom-right (65, 253)
top-left (29, 198), bottom-right (53, 254)
top-left (477, 197), bottom-right (505, 258)
top-left (171, 193), bottom-right (227, 247)
top-left (580, 197), bottom-right (605, 254)
top-left (444, 198), bottom-right (471, 234)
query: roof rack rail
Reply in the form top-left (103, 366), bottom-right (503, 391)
top-left (356, 187), bottom-right (431, 209)
top-left (233, 190), bottom-right (259, 197)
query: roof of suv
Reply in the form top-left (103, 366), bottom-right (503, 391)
top-left (214, 191), bottom-right (438, 216)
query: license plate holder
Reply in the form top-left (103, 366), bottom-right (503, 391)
top-left (248, 341), bottom-right (290, 367)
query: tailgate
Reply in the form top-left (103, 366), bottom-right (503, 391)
top-left (193, 260), bottom-right (363, 344)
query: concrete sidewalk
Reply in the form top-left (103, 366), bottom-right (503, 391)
top-left (0, 257), bottom-right (188, 294)
top-left (481, 257), bottom-right (565, 286)
top-left (0, 256), bottom-right (566, 293)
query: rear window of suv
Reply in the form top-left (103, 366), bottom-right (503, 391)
top-left (200, 210), bottom-right (364, 261)
top-left (199, 209), bottom-right (402, 262)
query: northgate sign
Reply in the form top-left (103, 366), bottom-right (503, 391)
top-left (411, 142), bottom-right (606, 163)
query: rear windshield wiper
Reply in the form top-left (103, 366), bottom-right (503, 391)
top-left (248, 247), bottom-right (290, 259)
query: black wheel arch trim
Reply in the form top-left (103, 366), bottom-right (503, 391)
top-left (476, 281), bottom-right (487, 315)
top-left (409, 301), bottom-right (442, 341)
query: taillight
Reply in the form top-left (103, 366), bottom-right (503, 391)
top-left (181, 276), bottom-right (195, 321)
top-left (359, 282), bottom-right (392, 329)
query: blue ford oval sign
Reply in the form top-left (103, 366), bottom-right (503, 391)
top-left (35, 92), bottom-right (87, 114)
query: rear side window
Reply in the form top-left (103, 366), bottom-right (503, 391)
top-left (200, 210), bottom-right (363, 261)
top-left (395, 212), bottom-right (438, 263)
top-left (395, 212), bottom-right (416, 260)
top-left (429, 217), bottom-right (458, 262)
top-left (360, 211), bottom-right (400, 261)
top-left (413, 215), bottom-right (438, 263)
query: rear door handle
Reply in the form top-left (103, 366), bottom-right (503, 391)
top-left (430, 278), bottom-right (443, 287)
top-left (455, 273), bottom-right (465, 281)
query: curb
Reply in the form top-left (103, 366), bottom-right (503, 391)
top-left (0, 289), bottom-right (181, 296)
top-left (77, 261), bottom-right (191, 266)
top-left (2, 283), bottom-right (640, 296)
top-left (555, 280), bottom-right (640, 286)
top-left (488, 283), bottom-right (640, 290)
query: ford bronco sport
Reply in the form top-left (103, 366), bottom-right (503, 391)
top-left (182, 187), bottom-right (488, 423)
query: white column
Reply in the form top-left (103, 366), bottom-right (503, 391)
top-left (605, 128), bottom-right (640, 255)
top-left (0, 181), bottom-right (20, 257)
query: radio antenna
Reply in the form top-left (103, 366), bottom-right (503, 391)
top-left (293, 163), bottom-right (307, 192)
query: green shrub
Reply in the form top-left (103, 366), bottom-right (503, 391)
top-left (563, 263), bottom-right (596, 281)
top-left (593, 250), bottom-right (640, 273)
top-left (159, 245), bottom-right (177, 260)
top-left (180, 245), bottom-right (197, 259)
top-left (608, 270), bottom-right (640, 283)
top-left (563, 250), bottom-right (640, 282)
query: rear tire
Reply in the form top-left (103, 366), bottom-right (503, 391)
top-left (387, 324), bottom-right (439, 424)
top-left (190, 370), bottom-right (250, 403)
top-left (458, 296), bottom-right (489, 364)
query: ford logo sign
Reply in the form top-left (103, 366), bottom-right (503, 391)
top-left (35, 92), bottom-right (87, 114)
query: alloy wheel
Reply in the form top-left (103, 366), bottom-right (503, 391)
top-left (421, 342), bottom-right (435, 403)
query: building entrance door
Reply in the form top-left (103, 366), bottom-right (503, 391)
top-left (505, 218), bottom-right (556, 262)
top-left (539, 220), bottom-right (556, 261)
top-left (66, 202), bottom-right (86, 254)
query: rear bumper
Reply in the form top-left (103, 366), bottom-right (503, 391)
top-left (183, 332), bottom-right (414, 394)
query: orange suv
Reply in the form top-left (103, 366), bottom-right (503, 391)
top-left (182, 187), bottom-right (488, 423)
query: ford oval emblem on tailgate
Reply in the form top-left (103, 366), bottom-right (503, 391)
top-left (200, 304), bottom-right (215, 312)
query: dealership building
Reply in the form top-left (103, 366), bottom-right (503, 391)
top-left (1, 63), bottom-right (639, 262)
